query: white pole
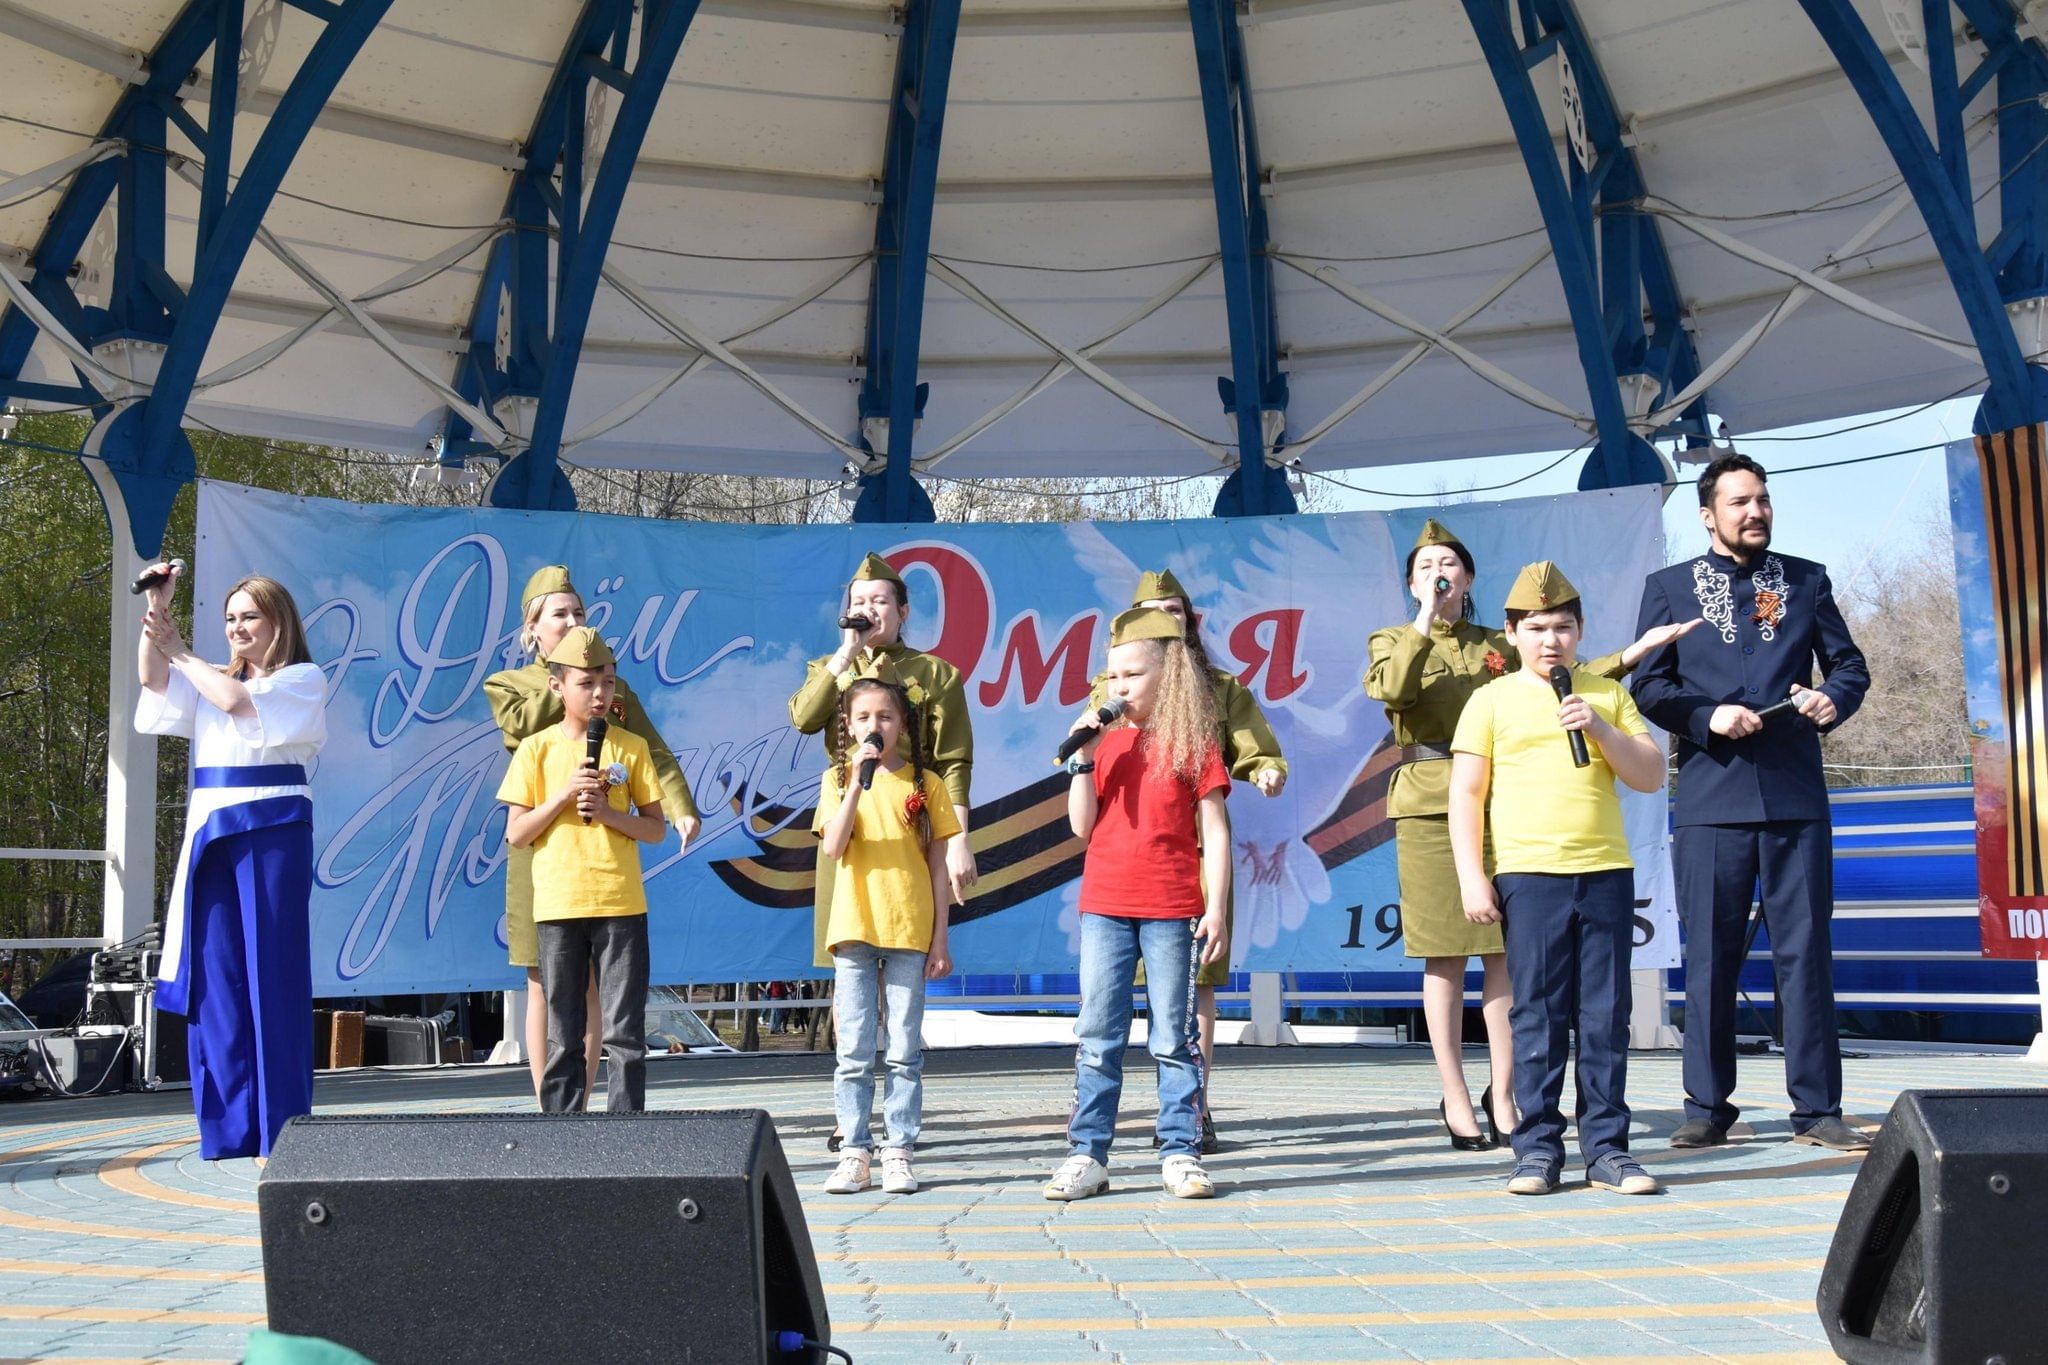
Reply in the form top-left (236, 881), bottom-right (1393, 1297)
top-left (487, 988), bottom-right (528, 1065)
top-left (82, 459), bottom-right (158, 949)
top-left (1629, 967), bottom-right (1682, 1050)
top-left (1239, 971), bottom-right (1296, 1046)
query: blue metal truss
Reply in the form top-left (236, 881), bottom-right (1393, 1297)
top-left (851, 0), bottom-right (964, 524)
top-left (1798, 0), bottom-right (2048, 433)
top-left (0, 0), bottom-right (391, 557)
top-left (1462, 0), bottom-right (1673, 489)
top-left (1948, 1), bottom-right (2048, 312)
top-left (1188, 0), bottom-right (1294, 517)
top-left (439, 0), bottom-right (702, 512)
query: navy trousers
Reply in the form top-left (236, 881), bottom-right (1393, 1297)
top-left (185, 823), bottom-right (316, 1160)
top-left (1498, 869), bottom-right (1635, 1170)
top-left (1674, 820), bottom-right (1840, 1131)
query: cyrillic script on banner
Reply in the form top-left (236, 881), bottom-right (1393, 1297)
top-left (1950, 432), bottom-right (2048, 958)
top-left (193, 479), bottom-right (1678, 995)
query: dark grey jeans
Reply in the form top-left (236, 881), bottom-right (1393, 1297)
top-left (536, 914), bottom-right (649, 1114)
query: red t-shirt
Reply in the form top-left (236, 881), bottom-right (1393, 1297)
top-left (1078, 727), bottom-right (1230, 919)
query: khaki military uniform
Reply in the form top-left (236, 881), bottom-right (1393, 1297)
top-left (486, 663), bottom-right (700, 968)
top-left (1364, 620), bottom-right (1626, 958)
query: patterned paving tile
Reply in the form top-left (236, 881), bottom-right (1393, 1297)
top-left (0, 1046), bottom-right (2036, 1362)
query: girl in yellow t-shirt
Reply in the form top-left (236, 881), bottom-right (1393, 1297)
top-left (813, 673), bottom-right (961, 1196)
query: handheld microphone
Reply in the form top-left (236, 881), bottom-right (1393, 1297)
top-left (1055, 698), bottom-right (1129, 766)
top-left (838, 613), bottom-right (872, 633)
top-left (856, 731), bottom-right (885, 791)
top-left (131, 557), bottom-right (185, 596)
top-left (1547, 665), bottom-right (1591, 769)
top-left (1434, 576), bottom-right (1451, 594)
top-left (1750, 695), bottom-right (1814, 726)
top-left (582, 717), bottom-right (608, 823)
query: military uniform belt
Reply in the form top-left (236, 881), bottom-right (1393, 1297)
top-left (1395, 742), bottom-right (1453, 765)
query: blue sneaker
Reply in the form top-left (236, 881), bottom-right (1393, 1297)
top-left (1506, 1156), bottom-right (1560, 1195)
top-left (1587, 1153), bottom-right (1661, 1195)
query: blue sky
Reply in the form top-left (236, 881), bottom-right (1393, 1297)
top-left (1314, 396), bottom-right (1974, 588)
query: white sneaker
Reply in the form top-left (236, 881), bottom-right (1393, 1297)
top-left (880, 1148), bottom-right (918, 1194)
top-left (1161, 1153), bottom-right (1215, 1199)
top-left (1042, 1154), bottom-right (1109, 1201)
top-left (822, 1149), bottom-right (871, 1194)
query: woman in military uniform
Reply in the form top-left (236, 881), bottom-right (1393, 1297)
top-left (1089, 569), bottom-right (1287, 1154)
top-left (1366, 522), bottom-right (1687, 1149)
top-left (486, 564), bottom-right (702, 1105)
top-left (791, 551), bottom-right (976, 1152)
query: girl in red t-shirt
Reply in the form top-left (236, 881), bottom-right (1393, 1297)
top-left (1046, 607), bottom-right (1230, 1201)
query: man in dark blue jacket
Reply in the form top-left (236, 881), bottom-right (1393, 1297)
top-left (1631, 453), bottom-right (1872, 1152)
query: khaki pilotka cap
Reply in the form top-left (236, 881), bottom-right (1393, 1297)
top-left (851, 551), bottom-right (906, 590)
top-left (545, 626), bottom-right (616, 670)
top-left (520, 564), bottom-right (575, 607)
top-left (1109, 606), bottom-right (1185, 648)
top-left (1503, 560), bottom-right (1581, 613)
top-left (1130, 568), bottom-right (1192, 608)
top-left (1413, 518), bottom-right (1462, 551)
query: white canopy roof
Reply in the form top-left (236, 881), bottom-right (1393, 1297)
top-left (0, 0), bottom-right (2009, 483)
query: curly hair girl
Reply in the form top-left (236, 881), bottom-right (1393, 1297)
top-left (1120, 637), bottom-right (1222, 781)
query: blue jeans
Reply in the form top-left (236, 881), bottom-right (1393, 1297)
top-left (832, 943), bottom-right (928, 1152)
top-left (1498, 869), bottom-right (1635, 1169)
top-left (1069, 913), bottom-right (1204, 1162)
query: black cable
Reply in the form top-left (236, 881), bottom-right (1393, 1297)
top-left (30, 1029), bottom-right (134, 1098)
top-left (1301, 439), bottom-right (1589, 499)
top-left (1759, 440), bottom-right (1951, 475)
top-left (1733, 378), bottom-right (1984, 441)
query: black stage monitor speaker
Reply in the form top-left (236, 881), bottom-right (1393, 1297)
top-left (1818, 1088), bottom-right (2048, 1365)
top-left (259, 1110), bottom-right (829, 1364)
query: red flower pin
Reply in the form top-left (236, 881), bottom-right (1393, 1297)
top-left (1483, 650), bottom-right (1507, 676)
top-left (902, 786), bottom-right (928, 826)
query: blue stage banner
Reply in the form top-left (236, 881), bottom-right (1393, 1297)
top-left (193, 479), bottom-right (1672, 995)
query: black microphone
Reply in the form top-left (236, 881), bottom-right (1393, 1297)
top-left (838, 613), bottom-right (872, 633)
top-left (856, 731), bottom-right (885, 791)
top-left (1434, 576), bottom-right (1450, 594)
top-left (1055, 698), bottom-right (1129, 765)
top-left (1752, 695), bottom-right (1805, 723)
top-left (131, 557), bottom-right (185, 596)
top-left (582, 716), bottom-right (608, 824)
top-left (1547, 665), bottom-right (1591, 769)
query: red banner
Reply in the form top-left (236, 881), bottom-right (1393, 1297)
top-left (1968, 426), bottom-right (2048, 959)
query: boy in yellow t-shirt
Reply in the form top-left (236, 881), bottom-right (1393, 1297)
top-left (1449, 563), bottom-right (1670, 1198)
top-left (497, 628), bottom-right (665, 1114)
top-left (812, 660), bottom-right (960, 1196)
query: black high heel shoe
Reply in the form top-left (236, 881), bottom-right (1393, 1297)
top-left (1440, 1098), bottom-right (1493, 1152)
top-left (1480, 1085), bottom-right (1507, 1146)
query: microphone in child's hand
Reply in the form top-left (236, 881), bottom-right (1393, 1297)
top-left (1547, 665), bottom-right (1592, 769)
top-left (1054, 698), bottom-right (1129, 766)
top-left (131, 557), bottom-right (185, 596)
top-left (838, 613), bottom-right (872, 633)
top-left (857, 731), bottom-right (885, 791)
top-left (582, 717), bottom-right (608, 824)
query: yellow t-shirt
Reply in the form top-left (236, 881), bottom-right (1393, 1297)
top-left (1450, 666), bottom-right (1647, 875)
top-left (811, 763), bottom-right (962, 954)
top-left (497, 725), bottom-right (662, 921)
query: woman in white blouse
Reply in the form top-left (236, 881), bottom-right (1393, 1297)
top-left (136, 565), bottom-right (327, 1160)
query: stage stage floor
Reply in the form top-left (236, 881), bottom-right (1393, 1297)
top-left (0, 1044), bottom-right (2029, 1363)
